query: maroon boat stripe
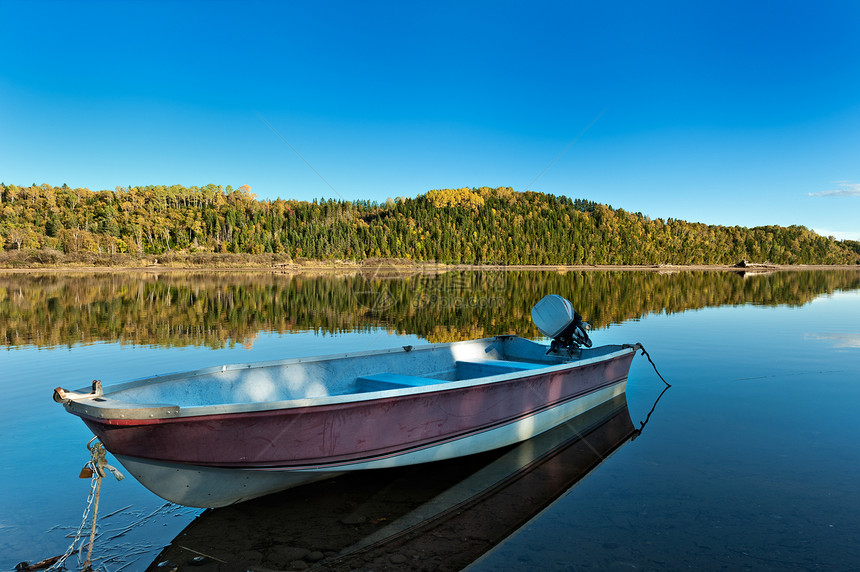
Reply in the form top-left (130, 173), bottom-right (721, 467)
top-left (78, 353), bottom-right (634, 469)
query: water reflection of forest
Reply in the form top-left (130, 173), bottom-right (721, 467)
top-left (1, 270), bottom-right (859, 348)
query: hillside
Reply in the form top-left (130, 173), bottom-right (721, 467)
top-left (0, 183), bottom-right (857, 266)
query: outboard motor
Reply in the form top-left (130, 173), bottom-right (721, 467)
top-left (531, 294), bottom-right (592, 353)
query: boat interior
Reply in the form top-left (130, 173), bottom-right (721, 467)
top-left (98, 336), bottom-right (625, 408)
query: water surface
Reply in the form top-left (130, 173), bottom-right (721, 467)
top-left (1, 269), bottom-right (858, 570)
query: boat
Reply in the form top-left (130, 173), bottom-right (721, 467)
top-left (54, 295), bottom-right (644, 508)
top-left (145, 392), bottom-right (644, 571)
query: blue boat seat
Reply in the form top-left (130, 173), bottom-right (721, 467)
top-left (357, 360), bottom-right (551, 391)
top-left (456, 359), bottom-right (549, 379)
top-left (357, 372), bottom-right (446, 391)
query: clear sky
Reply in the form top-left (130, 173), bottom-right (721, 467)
top-left (2, 0), bottom-right (859, 239)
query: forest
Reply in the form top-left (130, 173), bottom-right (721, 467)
top-left (1, 182), bottom-right (858, 266)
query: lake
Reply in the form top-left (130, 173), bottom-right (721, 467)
top-left (1, 269), bottom-right (859, 571)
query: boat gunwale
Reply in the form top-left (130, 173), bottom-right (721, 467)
top-left (62, 338), bottom-right (635, 422)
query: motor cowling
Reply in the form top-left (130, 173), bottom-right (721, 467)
top-left (531, 294), bottom-right (592, 351)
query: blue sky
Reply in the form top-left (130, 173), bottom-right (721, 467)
top-left (2, 0), bottom-right (859, 239)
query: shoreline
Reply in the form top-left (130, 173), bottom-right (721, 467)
top-left (0, 262), bottom-right (858, 274)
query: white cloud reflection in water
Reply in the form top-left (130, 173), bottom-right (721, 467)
top-left (805, 333), bottom-right (860, 349)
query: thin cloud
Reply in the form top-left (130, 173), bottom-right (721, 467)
top-left (809, 181), bottom-right (860, 197)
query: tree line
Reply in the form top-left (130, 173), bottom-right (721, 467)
top-left (1, 182), bottom-right (857, 265)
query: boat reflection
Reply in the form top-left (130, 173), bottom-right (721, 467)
top-left (146, 392), bottom-right (653, 571)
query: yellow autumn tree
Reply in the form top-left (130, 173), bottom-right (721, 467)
top-left (425, 187), bottom-right (485, 209)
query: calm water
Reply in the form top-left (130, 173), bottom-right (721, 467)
top-left (1, 269), bottom-right (859, 571)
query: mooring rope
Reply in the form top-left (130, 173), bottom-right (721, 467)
top-left (625, 343), bottom-right (671, 387)
top-left (632, 383), bottom-right (671, 440)
top-left (45, 475), bottom-right (97, 571)
top-left (43, 437), bottom-right (124, 572)
top-left (622, 343), bottom-right (671, 439)
top-left (46, 439), bottom-right (100, 571)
